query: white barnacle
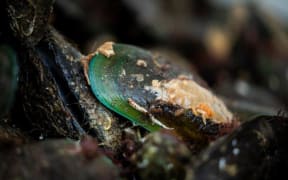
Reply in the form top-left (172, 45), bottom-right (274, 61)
top-left (131, 74), bottom-right (144, 82)
top-left (119, 69), bottom-right (126, 78)
top-left (136, 59), bottom-right (148, 67)
top-left (127, 98), bottom-right (173, 129)
top-left (128, 98), bottom-right (148, 114)
top-left (144, 75), bottom-right (233, 124)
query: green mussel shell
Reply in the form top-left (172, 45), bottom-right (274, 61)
top-left (89, 44), bottom-right (175, 131)
top-left (88, 43), bottom-right (237, 140)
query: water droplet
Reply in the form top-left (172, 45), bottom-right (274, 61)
top-left (233, 148), bottom-right (240, 156)
top-left (39, 134), bottom-right (44, 140)
top-left (235, 80), bottom-right (249, 96)
top-left (232, 139), bottom-right (237, 147)
top-left (218, 157), bottom-right (226, 170)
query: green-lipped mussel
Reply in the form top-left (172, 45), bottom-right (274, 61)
top-left (84, 42), bottom-right (239, 142)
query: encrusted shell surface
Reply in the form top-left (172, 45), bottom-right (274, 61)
top-left (87, 42), bottom-right (238, 142)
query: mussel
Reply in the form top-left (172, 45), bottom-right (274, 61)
top-left (11, 29), bottom-right (124, 151)
top-left (83, 42), bottom-right (239, 145)
top-left (188, 115), bottom-right (288, 180)
top-left (0, 45), bottom-right (18, 118)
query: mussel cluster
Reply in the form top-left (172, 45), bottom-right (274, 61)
top-left (0, 0), bottom-right (287, 179)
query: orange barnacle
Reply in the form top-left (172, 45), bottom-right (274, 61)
top-left (193, 103), bottom-right (215, 124)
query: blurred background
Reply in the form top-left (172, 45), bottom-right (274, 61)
top-left (0, 1), bottom-right (287, 179)
top-left (52, 0), bottom-right (288, 117)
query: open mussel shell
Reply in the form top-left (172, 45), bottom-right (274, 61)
top-left (0, 45), bottom-right (18, 117)
top-left (88, 42), bottom-right (239, 143)
top-left (13, 29), bottom-right (123, 151)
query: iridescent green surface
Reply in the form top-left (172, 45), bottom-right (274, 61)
top-left (88, 44), bottom-right (162, 131)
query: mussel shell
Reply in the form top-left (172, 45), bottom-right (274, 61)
top-left (89, 43), bottom-right (196, 131)
top-left (88, 43), bottom-right (238, 142)
top-left (189, 115), bottom-right (288, 179)
top-left (13, 29), bottom-right (123, 150)
top-left (0, 45), bottom-right (18, 117)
